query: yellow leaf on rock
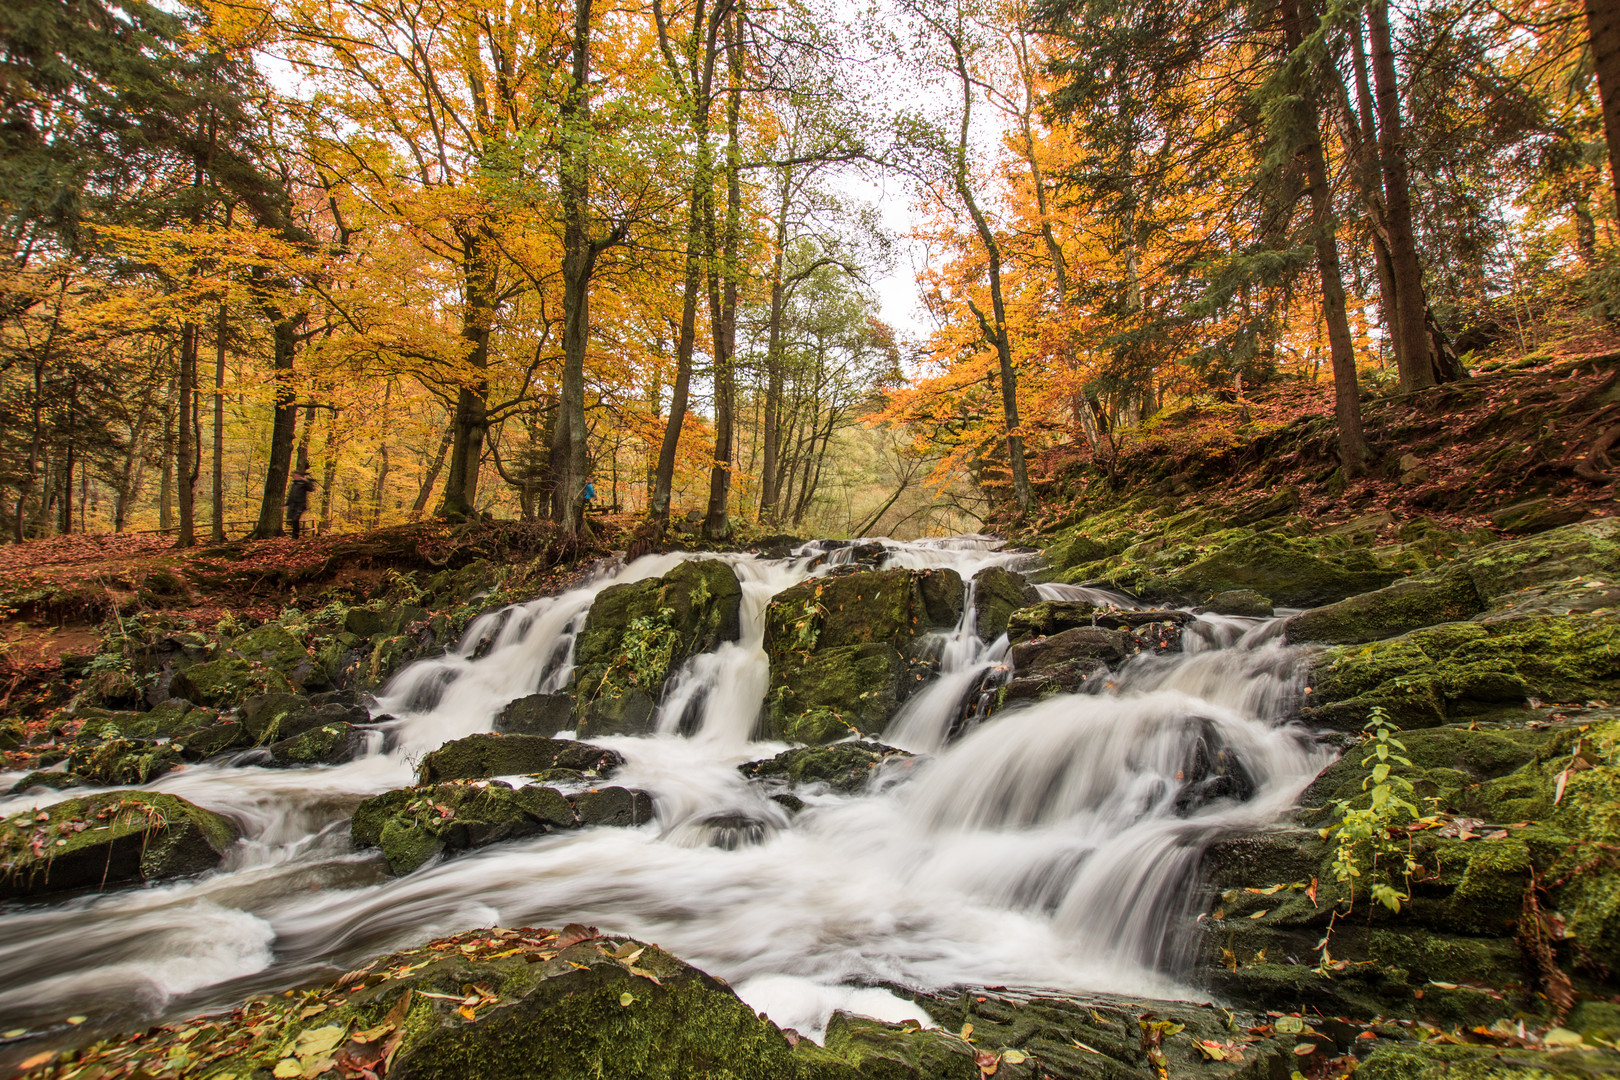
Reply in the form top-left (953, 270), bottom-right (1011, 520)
top-left (273, 1059), bottom-right (302, 1078)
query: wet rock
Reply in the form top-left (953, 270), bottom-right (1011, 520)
top-left (1204, 589), bottom-right (1273, 618)
top-left (572, 786), bottom-right (654, 827)
top-left (1010, 626), bottom-right (1127, 673)
top-left (239, 692), bottom-right (311, 741)
top-left (1095, 610), bottom-right (1193, 655)
top-left (353, 781), bottom-right (578, 875)
top-left (418, 733), bottom-right (624, 784)
top-left (0, 791), bottom-right (236, 900)
top-left (6, 770), bottom-right (79, 795)
top-left (527, 767), bottom-right (589, 785)
top-left (1301, 613), bottom-right (1620, 730)
top-left (1173, 719), bottom-right (1257, 813)
top-left (1006, 599), bottom-right (1098, 643)
top-left (496, 693), bottom-right (575, 736)
top-left (269, 722), bottom-right (366, 766)
top-left (572, 559), bottom-right (744, 739)
top-left (916, 567), bottom-right (966, 627)
top-left (972, 566), bottom-right (1038, 642)
top-left (766, 641), bottom-right (909, 744)
top-left (175, 719), bottom-right (252, 759)
top-left (1283, 566), bottom-right (1485, 645)
top-left (761, 568), bottom-right (969, 743)
top-left (740, 741), bottom-right (912, 794)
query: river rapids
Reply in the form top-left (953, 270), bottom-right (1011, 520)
top-left (0, 537), bottom-right (1331, 1044)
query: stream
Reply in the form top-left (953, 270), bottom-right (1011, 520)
top-left (0, 537), bottom-right (1332, 1045)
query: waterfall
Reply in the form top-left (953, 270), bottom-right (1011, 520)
top-left (0, 536), bottom-right (1329, 1045)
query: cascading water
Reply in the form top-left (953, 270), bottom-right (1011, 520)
top-left (0, 536), bottom-right (1331, 1048)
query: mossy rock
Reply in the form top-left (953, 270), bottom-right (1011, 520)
top-left (1005, 599), bottom-right (1098, 644)
top-left (417, 734), bottom-right (624, 784)
top-left (239, 692), bottom-right (311, 741)
top-left (25, 925), bottom-right (1307, 1080)
top-left (573, 560), bottom-right (744, 738)
top-left (971, 566), bottom-right (1037, 642)
top-left (1301, 614), bottom-right (1620, 731)
top-left (66, 737), bottom-right (183, 786)
top-left (739, 741), bottom-right (912, 793)
top-left (353, 781), bottom-right (578, 875)
top-left (496, 693), bottom-right (574, 736)
top-left (1464, 517), bottom-right (1620, 601)
top-left (269, 722), bottom-right (366, 766)
top-left (229, 623), bottom-right (311, 673)
top-left (1356, 1042), bottom-right (1620, 1078)
top-left (1205, 589), bottom-right (1273, 617)
top-left (765, 642), bottom-right (907, 744)
top-left (169, 657), bottom-right (293, 708)
top-left (1283, 566), bottom-right (1486, 646)
top-left (0, 791), bottom-right (236, 900)
top-left (1159, 531), bottom-right (1401, 607)
top-left (0, 716), bottom-right (23, 750)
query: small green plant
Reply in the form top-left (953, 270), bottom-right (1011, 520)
top-left (1315, 706), bottom-right (1424, 970)
top-left (787, 597), bottom-right (825, 654)
top-left (603, 607), bottom-right (681, 694)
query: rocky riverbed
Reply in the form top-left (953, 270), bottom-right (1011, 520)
top-left (1, 511), bottom-right (1618, 1078)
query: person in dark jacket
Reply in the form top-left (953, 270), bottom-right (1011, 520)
top-left (286, 469), bottom-right (317, 538)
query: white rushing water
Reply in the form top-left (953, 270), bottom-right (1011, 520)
top-left (0, 536), bottom-right (1331, 1045)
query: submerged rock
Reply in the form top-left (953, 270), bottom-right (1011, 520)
top-left (572, 786), bottom-right (654, 827)
top-left (740, 741), bottom-right (912, 794)
top-left (0, 791), bottom-right (236, 900)
top-left (417, 733), bottom-right (625, 784)
top-left (571, 559), bottom-right (744, 739)
top-left (761, 568), bottom-right (961, 743)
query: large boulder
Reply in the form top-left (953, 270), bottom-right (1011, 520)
top-left (1283, 566), bottom-right (1486, 646)
top-left (572, 560), bottom-right (744, 738)
top-left (418, 734), bottom-right (624, 784)
top-left (0, 791), bottom-right (236, 900)
top-left (1159, 532), bottom-right (1400, 608)
top-left (65, 737), bottom-right (183, 786)
top-left (761, 568), bottom-right (961, 743)
top-left (22, 925), bottom-right (1319, 1080)
top-left (168, 657), bottom-right (292, 708)
top-left (352, 781), bottom-right (580, 874)
top-left (1301, 613), bottom-right (1620, 730)
top-left (1000, 626), bottom-right (1126, 703)
top-left (971, 566), bottom-right (1037, 642)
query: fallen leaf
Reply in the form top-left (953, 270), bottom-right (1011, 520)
top-left (17, 1052), bottom-right (54, 1071)
top-left (1249, 909), bottom-right (1269, 919)
top-left (556, 924), bottom-right (599, 949)
top-left (273, 1059), bottom-right (302, 1078)
top-left (620, 993), bottom-right (635, 1007)
top-left (975, 1048), bottom-right (999, 1076)
top-left (1001, 1049), bottom-right (1028, 1064)
top-left (1293, 1042), bottom-right (1317, 1056)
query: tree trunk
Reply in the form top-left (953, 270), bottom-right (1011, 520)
top-left (1284, 0), bottom-right (1369, 473)
top-left (948, 35), bottom-right (1031, 514)
top-left (413, 427), bottom-right (453, 518)
top-left (159, 376), bottom-right (175, 535)
top-left (211, 303), bottom-right (227, 542)
top-left (703, 8), bottom-right (742, 542)
top-left (1586, 0), bottom-right (1620, 218)
top-left (1367, 0), bottom-right (1436, 392)
top-left (176, 322), bottom-right (198, 547)
top-left (551, 0), bottom-right (597, 535)
top-left (758, 163), bottom-right (791, 522)
top-left (441, 231), bottom-right (495, 521)
top-left (249, 308), bottom-right (301, 538)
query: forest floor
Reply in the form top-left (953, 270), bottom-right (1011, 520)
top-left (1026, 323), bottom-right (1620, 539)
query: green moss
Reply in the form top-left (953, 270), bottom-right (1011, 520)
top-left (1284, 566), bottom-right (1486, 646)
top-left (417, 734), bottom-right (623, 784)
top-left (767, 642), bottom-right (905, 744)
top-left (65, 737), bottom-right (183, 786)
top-left (1303, 615), bottom-right (1620, 731)
top-left (269, 722), bottom-right (362, 766)
top-left (971, 566), bottom-right (1036, 642)
top-left (739, 742), bottom-right (911, 792)
top-left (573, 560), bottom-right (743, 738)
top-left (169, 656), bottom-right (293, 707)
top-left (354, 781), bottom-right (578, 875)
top-left (0, 791), bottom-right (236, 899)
top-left (1356, 1042), bottom-right (1620, 1079)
